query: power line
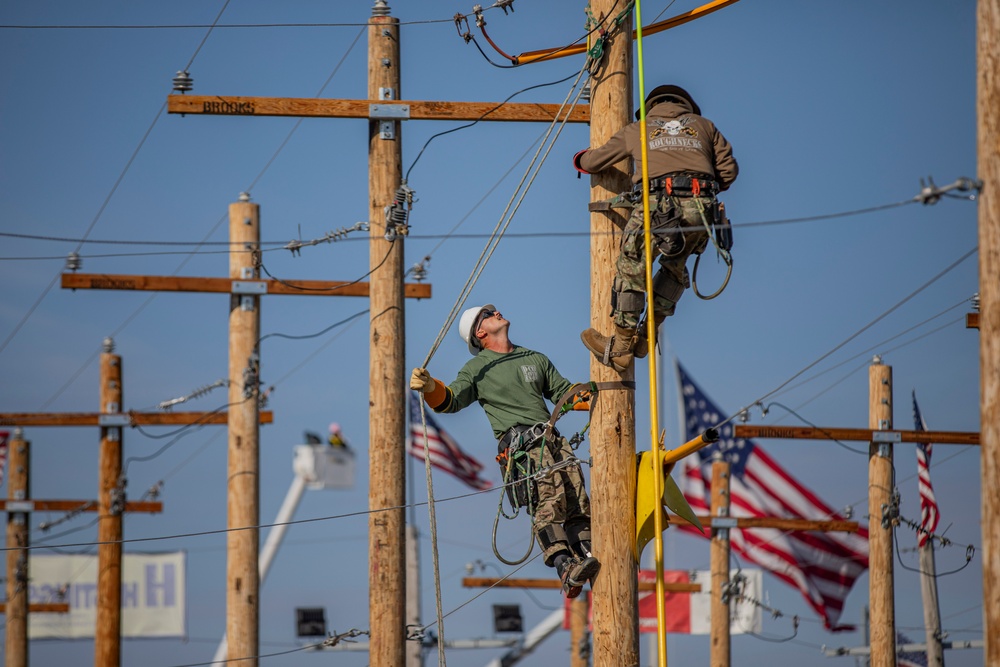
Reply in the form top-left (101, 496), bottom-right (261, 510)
top-left (0, 189), bottom-right (976, 254)
top-left (10, 463), bottom-right (555, 553)
top-left (742, 245), bottom-right (977, 418)
top-left (18, 24), bottom-right (363, 411)
top-left (0, 1), bottom-right (235, 359)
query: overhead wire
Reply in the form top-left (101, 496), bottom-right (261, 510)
top-left (256, 243), bottom-right (391, 293)
top-left (0, 17), bottom-right (474, 30)
top-left (404, 70), bottom-right (580, 180)
top-left (7, 458), bottom-right (541, 552)
top-left (0, 189), bottom-right (975, 256)
top-left (733, 245), bottom-right (977, 424)
top-left (20, 17), bottom-right (364, 411)
top-left (418, 63), bottom-right (592, 367)
top-left (0, 0), bottom-right (236, 358)
top-left (407, 35), bottom-right (600, 667)
top-left (768, 296), bottom-right (973, 402)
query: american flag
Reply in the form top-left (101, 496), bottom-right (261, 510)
top-left (0, 430), bottom-right (8, 487)
top-left (675, 363), bottom-right (870, 631)
top-left (897, 631), bottom-right (929, 667)
top-left (407, 391), bottom-right (491, 491)
top-left (912, 391), bottom-right (939, 549)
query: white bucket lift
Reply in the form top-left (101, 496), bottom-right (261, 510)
top-left (293, 442), bottom-right (355, 489)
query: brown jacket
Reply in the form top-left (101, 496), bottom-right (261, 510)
top-left (576, 99), bottom-right (738, 191)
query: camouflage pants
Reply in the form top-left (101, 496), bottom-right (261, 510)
top-left (613, 194), bottom-right (713, 328)
top-left (530, 437), bottom-right (591, 565)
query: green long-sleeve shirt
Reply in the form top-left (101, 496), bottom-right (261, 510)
top-left (433, 346), bottom-right (573, 439)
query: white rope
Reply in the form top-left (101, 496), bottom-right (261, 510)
top-left (414, 60), bottom-right (592, 665)
top-left (419, 62), bottom-right (592, 368)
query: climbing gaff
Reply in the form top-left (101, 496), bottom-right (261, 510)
top-left (634, 450), bottom-right (704, 562)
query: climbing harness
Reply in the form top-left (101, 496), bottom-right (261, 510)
top-left (490, 381), bottom-right (635, 566)
top-left (603, 174), bottom-right (735, 301)
top-left (690, 198), bottom-right (733, 300)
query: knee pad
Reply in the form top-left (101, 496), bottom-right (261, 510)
top-left (535, 524), bottom-right (569, 552)
top-left (652, 269), bottom-right (685, 304)
top-left (611, 277), bottom-right (646, 315)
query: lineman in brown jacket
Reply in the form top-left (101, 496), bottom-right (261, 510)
top-left (574, 84), bottom-right (738, 370)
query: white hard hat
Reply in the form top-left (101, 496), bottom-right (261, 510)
top-left (458, 303), bottom-right (495, 355)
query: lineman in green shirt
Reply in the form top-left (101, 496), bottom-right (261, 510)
top-left (411, 304), bottom-right (600, 598)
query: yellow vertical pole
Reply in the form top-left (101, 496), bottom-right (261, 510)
top-left (634, 2), bottom-right (668, 665)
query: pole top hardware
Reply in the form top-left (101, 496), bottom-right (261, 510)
top-left (232, 281), bottom-right (268, 295)
top-left (98, 414), bottom-right (131, 427)
top-left (370, 104), bottom-right (410, 120)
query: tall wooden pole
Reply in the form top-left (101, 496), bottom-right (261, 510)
top-left (588, 1), bottom-right (636, 665)
top-left (5, 428), bottom-right (29, 667)
top-left (917, 543), bottom-right (944, 666)
top-left (569, 595), bottom-right (589, 667)
top-left (95, 337), bottom-right (123, 667)
top-left (710, 460), bottom-right (731, 667)
top-left (405, 524), bottom-right (423, 667)
top-left (226, 194), bottom-right (261, 665)
top-left (977, 1), bottom-right (1000, 663)
top-left (867, 357), bottom-right (895, 667)
top-left (368, 2), bottom-right (406, 666)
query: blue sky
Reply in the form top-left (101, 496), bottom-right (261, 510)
top-left (0, 1), bottom-right (983, 666)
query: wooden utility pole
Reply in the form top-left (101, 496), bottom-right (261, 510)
top-left (95, 338), bottom-right (124, 667)
top-left (586, 1), bottom-right (636, 666)
top-left (226, 195), bottom-right (261, 665)
top-left (368, 4), bottom-right (407, 666)
top-left (709, 460), bottom-right (731, 667)
top-left (978, 1), bottom-right (1000, 663)
top-left (6, 428), bottom-right (29, 667)
top-left (918, 541), bottom-right (944, 667)
top-left (405, 524), bottom-right (422, 667)
top-left (868, 357), bottom-right (895, 667)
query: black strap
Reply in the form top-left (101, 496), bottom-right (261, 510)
top-left (544, 381), bottom-right (636, 441)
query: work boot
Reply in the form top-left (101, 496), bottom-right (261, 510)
top-left (634, 314), bottom-right (666, 360)
top-left (580, 325), bottom-right (637, 372)
top-left (558, 556), bottom-right (602, 598)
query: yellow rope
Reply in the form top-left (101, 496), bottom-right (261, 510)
top-left (635, 1), bottom-right (669, 664)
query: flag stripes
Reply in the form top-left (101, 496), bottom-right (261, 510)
top-left (912, 391), bottom-right (939, 549)
top-left (676, 363), bottom-right (869, 631)
top-left (408, 392), bottom-right (491, 491)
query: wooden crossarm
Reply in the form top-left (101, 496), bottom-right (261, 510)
top-left (690, 515), bottom-right (859, 533)
top-left (0, 411), bottom-right (273, 427)
top-left (167, 96), bottom-right (589, 124)
top-left (734, 424), bottom-right (979, 446)
top-left (0, 603), bottom-right (70, 614)
top-left (0, 500), bottom-right (162, 513)
top-left (461, 577), bottom-right (702, 592)
top-left (62, 273), bottom-right (431, 299)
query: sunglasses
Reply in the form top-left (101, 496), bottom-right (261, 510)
top-left (476, 309), bottom-right (498, 329)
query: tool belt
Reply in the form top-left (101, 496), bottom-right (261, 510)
top-left (495, 424), bottom-right (557, 512)
top-left (647, 172), bottom-right (719, 197)
top-left (497, 423), bottom-right (556, 454)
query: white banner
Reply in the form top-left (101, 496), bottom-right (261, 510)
top-left (638, 568), bottom-right (763, 634)
top-left (28, 552), bottom-right (185, 639)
